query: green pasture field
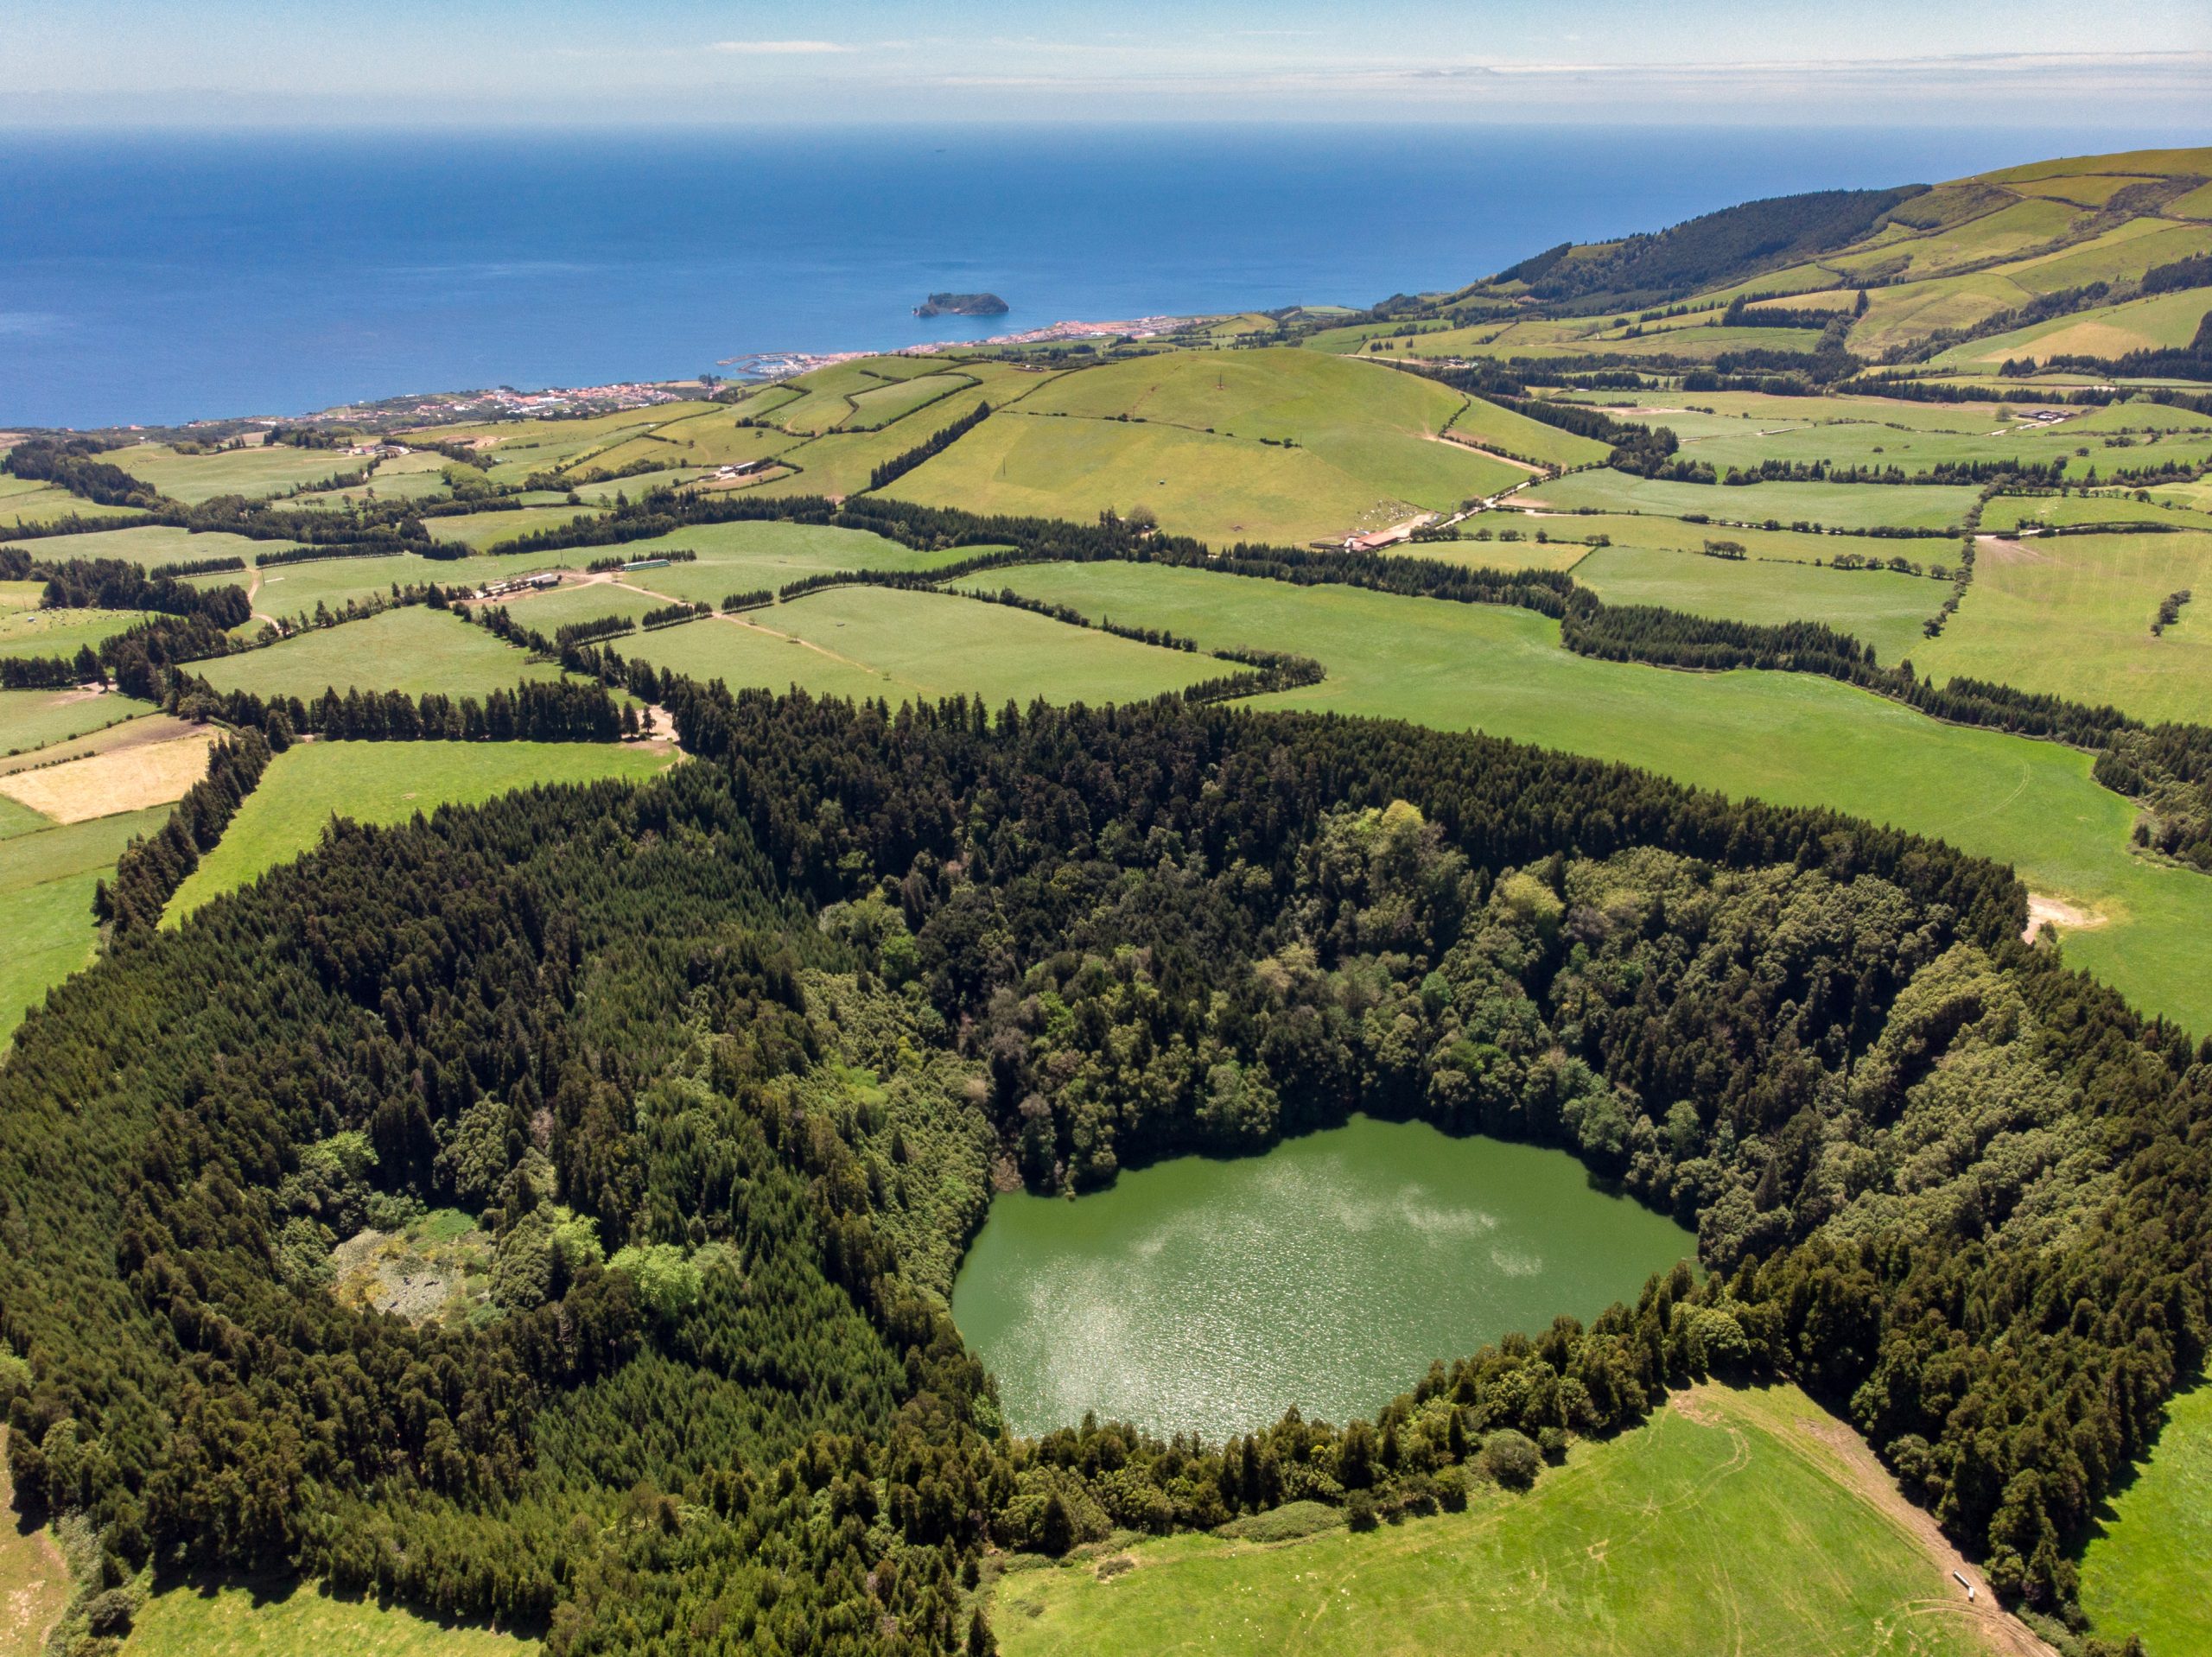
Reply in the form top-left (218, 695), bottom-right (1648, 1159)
top-left (192, 606), bottom-right (562, 701)
top-left (1916, 531), bottom-right (2212, 726)
top-left (1751, 287), bottom-right (1861, 312)
top-left (884, 412), bottom-right (1422, 544)
top-left (2007, 172), bottom-right (2156, 207)
top-left (585, 416), bottom-right (801, 474)
top-left (1433, 324), bottom-right (1821, 365)
top-left (1570, 543), bottom-right (1942, 663)
top-left (720, 382), bottom-right (805, 422)
top-left (246, 549), bottom-right (575, 619)
top-left (1299, 319), bottom-right (1451, 354)
top-left (847, 371), bottom-right (982, 428)
top-left (579, 365), bottom-right (1047, 504)
top-left (483, 580), bottom-right (668, 633)
top-left (0, 607), bottom-right (156, 660)
top-left (2132, 479), bottom-right (2212, 516)
top-left (766, 359), bottom-right (960, 435)
top-left (290, 465), bottom-right (462, 511)
top-left (1673, 392), bottom-right (2021, 433)
top-left (954, 559), bottom-right (2210, 1033)
top-left (1519, 471), bottom-right (1980, 532)
top-left (883, 408), bottom-right (1513, 545)
top-left (571, 470), bottom-right (720, 502)
top-left (167, 740), bottom-right (673, 922)
top-left (580, 519), bottom-right (990, 607)
top-left (0, 805), bottom-right (168, 1047)
top-left (1, 483), bottom-right (147, 528)
top-left (1930, 289), bottom-right (2212, 371)
top-left (997, 1384), bottom-right (1993, 1657)
top-left (1548, 390), bottom-right (2018, 439)
top-left (407, 403), bottom-right (718, 450)
top-left (1855, 276), bottom-right (2075, 358)
top-left (1542, 403), bottom-right (1767, 444)
top-left (2079, 1386), bottom-right (2212, 1657)
top-left (1394, 536), bottom-right (1592, 574)
top-left (1446, 398), bottom-right (1611, 467)
top-left (1504, 510), bottom-right (1955, 568)
top-left (609, 612), bottom-right (908, 703)
top-left (459, 416), bottom-right (717, 490)
top-left (405, 404), bottom-right (721, 486)
top-left (1844, 196), bottom-right (2088, 283)
top-left (622, 586), bottom-right (1224, 708)
top-left (1014, 347), bottom-right (1525, 503)
top-left (0, 581), bottom-right (37, 613)
top-left (0, 524), bottom-right (294, 568)
top-left (426, 505), bottom-right (607, 550)
top-left (1981, 493), bottom-right (2212, 534)
top-left (121, 1579), bottom-right (536, 1657)
top-left (2062, 401), bottom-right (2212, 435)
top-left (2057, 431), bottom-right (2212, 483)
top-left (1672, 416), bottom-right (2172, 477)
top-left (111, 443), bottom-right (357, 505)
top-left (0, 793), bottom-right (47, 839)
top-left (0, 689), bottom-right (155, 759)
top-left (2000, 221), bottom-right (2212, 298)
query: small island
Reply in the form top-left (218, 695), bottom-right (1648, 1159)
top-left (914, 291), bottom-right (1008, 317)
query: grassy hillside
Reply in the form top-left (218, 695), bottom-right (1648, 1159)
top-left (1344, 147), bottom-right (2212, 372)
top-left (886, 350), bottom-right (1522, 542)
top-left (995, 1383), bottom-right (2013, 1657)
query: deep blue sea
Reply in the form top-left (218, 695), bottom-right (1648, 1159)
top-left (0, 124), bottom-right (2196, 429)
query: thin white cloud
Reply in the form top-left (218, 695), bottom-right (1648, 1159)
top-left (706, 40), bottom-right (849, 55)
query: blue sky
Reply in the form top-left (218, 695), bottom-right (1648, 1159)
top-left (5, 0), bottom-right (2209, 126)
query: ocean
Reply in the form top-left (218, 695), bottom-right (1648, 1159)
top-left (0, 123), bottom-right (2193, 429)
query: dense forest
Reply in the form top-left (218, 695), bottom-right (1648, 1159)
top-left (1481, 187), bottom-right (1923, 310)
top-left (1, 684), bottom-right (2203, 1656)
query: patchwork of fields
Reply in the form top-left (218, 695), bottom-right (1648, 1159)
top-left (3, 140), bottom-right (2209, 1657)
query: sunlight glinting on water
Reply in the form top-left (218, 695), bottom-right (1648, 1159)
top-left (953, 1116), bottom-right (1692, 1441)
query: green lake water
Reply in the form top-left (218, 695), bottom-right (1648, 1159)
top-left (951, 1115), bottom-right (1694, 1441)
